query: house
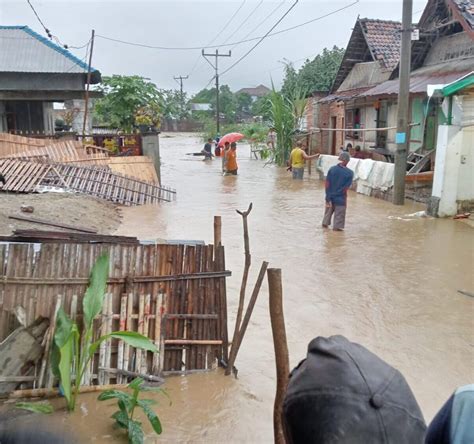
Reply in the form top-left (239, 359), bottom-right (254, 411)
top-left (358, 0), bottom-right (474, 158)
top-left (190, 103), bottom-right (212, 112)
top-left (316, 18), bottom-right (402, 156)
top-left (236, 84), bottom-right (271, 101)
top-left (428, 72), bottom-right (474, 216)
top-left (0, 25), bottom-right (101, 134)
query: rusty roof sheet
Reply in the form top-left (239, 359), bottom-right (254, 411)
top-left (361, 58), bottom-right (474, 96)
top-left (318, 87), bottom-right (372, 103)
top-left (359, 19), bottom-right (402, 70)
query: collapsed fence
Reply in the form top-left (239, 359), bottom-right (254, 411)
top-left (0, 239), bottom-right (230, 393)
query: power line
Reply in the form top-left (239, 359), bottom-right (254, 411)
top-left (187, 0), bottom-right (247, 77)
top-left (25, 0), bottom-right (73, 49)
top-left (230, 0), bottom-right (286, 51)
top-left (220, 0), bottom-right (299, 77)
top-left (221, 0), bottom-right (264, 45)
top-left (26, 0), bottom-right (49, 34)
top-left (95, 1), bottom-right (360, 51)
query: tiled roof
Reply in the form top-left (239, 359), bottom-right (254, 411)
top-left (449, 0), bottom-right (474, 32)
top-left (0, 25), bottom-right (100, 81)
top-left (236, 84), bottom-right (271, 97)
top-left (359, 19), bottom-right (402, 70)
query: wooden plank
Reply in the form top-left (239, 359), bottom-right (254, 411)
top-left (8, 215), bottom-right (98, 234)
top-left (117, 294), bottom-right (127, 384)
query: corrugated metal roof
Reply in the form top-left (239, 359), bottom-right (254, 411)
top-left (361, 59), bottom-right (474, 96)
top-left (318, 87), bottom-right (372, 103)
top-left (0, 26), bottom-right (99, 76)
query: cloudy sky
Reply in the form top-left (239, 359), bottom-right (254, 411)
top-left (2, 0), bottom-right (427, 95)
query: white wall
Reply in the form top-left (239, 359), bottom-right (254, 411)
top-left (43, 102), bottom-right (55, 134)
top-left (431, 95), bottom-right (474, 216)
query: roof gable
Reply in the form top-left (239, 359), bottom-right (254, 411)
top-left (331, 18), bottom-right (401, 92)
top-left (0, 25), bottom-right (100, 82)
top-left (236, 84), bottom-right (271, 97)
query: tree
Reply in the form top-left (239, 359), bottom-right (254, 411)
top-left (251, 95), bottom-right (272, 121)
top-left (235, 92), bottom-right (253, 120)
top-left (298, 46), bottom-right (345, 92)
top-left (94, 76), bottom-right (163, 131)
top-left (160, 89), bottom-right (190, 120)
top-left (191, 84), bottom-right (237, 123)
top-left (280, 63), bottom-right (299, 99)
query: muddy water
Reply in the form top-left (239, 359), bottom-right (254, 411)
top-left (58, 133), bottom-right (472, 443)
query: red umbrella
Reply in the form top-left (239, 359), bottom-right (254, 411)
top-left (218, 132), bottom-right (244, 147)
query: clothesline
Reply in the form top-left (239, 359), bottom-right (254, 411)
top-left (303, 123), bottom-right (420, 134)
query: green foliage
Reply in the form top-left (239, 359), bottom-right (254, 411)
top-left (52, 255), bottom-right (158, 412)
top-left (281, 46), bottom-right (344, 96)
top-left (15, 401), bottom-right (53, 414)
top-left (160, 89), bottom-right (190, 120)
top-left (269, 84), bottom-right (295, 166)
top-left (241, 122), bottom-right (268, 145)
top-left (251, 95), bottom-right (272, 121)
top-left (99, 378), bottom-right (167, 444)
top-left (94, 76), bottom-right (163, 132)
top-left (235, 92), bottom-right (253, 119)
top-left (298, 46), bottom-right (345, 92)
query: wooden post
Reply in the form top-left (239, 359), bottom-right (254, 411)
top-left (226, 261), bottom-right (268, 376)
top-left (214, 216), bottom-right (222, 249)
top-left (82, 29), bottom-right (95, 138)
top-left (227, 203), bottom-right (252, 374)
top-left (268, 268), bottom-right (289, 444)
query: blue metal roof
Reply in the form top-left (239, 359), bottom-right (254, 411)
top-left (0, 25), bottom-right (99, 77)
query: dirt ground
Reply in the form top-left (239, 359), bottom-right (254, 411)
top-left (0, 193), bottom-right (122, 236)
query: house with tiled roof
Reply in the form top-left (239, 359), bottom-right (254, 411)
top-left (0, 25), bottom-right (101, 134)
top-left (350, 0), bottom-right (473, 157)
top-left (313, 18), bottom-right (402, 156)
top-left (236, 84), bottom-right (271, 101)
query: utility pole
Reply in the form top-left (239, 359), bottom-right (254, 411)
top-left (82, 29), bottom-right (95, 138)
top-left (393, 0), bottom-right (413, 205)
top-left (202, 49), bottom-right (231, 135)
top-left (173, 75), bottom-right (188, 115)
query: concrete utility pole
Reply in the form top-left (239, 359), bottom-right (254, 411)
top-left (202, 49), bottom-right (232, 134)
top-left (174, 75), bottom-right (188, 116)
top-left (393, 0), bottom-right (413, 205)
top-left (82, 29), bottom-right (95, 138)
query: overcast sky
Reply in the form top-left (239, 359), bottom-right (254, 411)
top-left (2, 0), bottom-right (427, 95)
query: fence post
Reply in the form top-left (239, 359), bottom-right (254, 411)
top-left (268, 268), bottom-right (289, 444)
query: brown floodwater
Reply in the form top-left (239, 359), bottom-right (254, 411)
top-left (32, 133), bottom-right (474, 442)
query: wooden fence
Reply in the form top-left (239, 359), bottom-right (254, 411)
top-left (0, 241), bottom-right (229, 387)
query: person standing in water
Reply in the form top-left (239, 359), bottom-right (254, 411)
top-left (289, 140), bottom-right (319, 180)
top-left (322, 151), bottom-right (353, 231)
top-left (225, 142), bottom-right (238, 175)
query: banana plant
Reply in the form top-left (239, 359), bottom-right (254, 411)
top-left (98, 377), bottom-right (167, 444)
top-left (52, 254), bottom-right (158, 412)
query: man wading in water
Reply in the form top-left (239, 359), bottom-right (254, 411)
top-left (322, 151), bottom-right (353, 231)
top-left (289, 140), bottom-right (319, 180)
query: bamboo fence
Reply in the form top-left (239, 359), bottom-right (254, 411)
top-left (0, 241), bottom-right (230, 390)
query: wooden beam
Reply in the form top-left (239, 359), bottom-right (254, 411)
top-left (8, 215), bottom-right (98, 234)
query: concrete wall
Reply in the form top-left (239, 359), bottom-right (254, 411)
top-left (0, 73), bottom-right (85, 91)
top-left (43, 102), bottom-right (55, 134)
top-left (141, 132), bottom-right (161, 184)
top-left (430, 95), bottom-right (474, 216)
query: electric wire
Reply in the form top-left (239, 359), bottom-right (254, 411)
top-left (95, 1), bottom-right (360, 51)
top-left (220, 0), bottom-right (264, 45)
top-left (230, 0), bottom-right (286, 51)
top-left (220, 0), bottom-right (299, 77)
top-left (187, 0), bottom-right (247, 77)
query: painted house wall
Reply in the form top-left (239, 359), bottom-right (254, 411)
top-left (431, 94), bottom-right (474, 216)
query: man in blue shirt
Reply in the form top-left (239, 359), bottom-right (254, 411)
top-left (322, 152), bottom-right (353, 231)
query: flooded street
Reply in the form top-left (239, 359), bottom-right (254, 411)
top-left (64, 133), bottom-right (472, 443)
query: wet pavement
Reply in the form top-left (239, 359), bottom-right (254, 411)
top-left (57, 133), bottom-right (473, 443)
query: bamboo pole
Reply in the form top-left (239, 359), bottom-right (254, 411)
top-left (226, 261), bottom-right (268, 376)
top-left (9, 384), bottom-right (127, 400)
top-left (268, 268), bottom-right (289, 444)
top-left (227, 203), bottom-right (252, 374)
top-left (214, 216), bottom-right (222, 248)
